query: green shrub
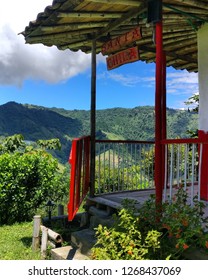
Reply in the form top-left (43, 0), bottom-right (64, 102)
top-left (138, 188), bottom-right (208, 259)
top-left (0, 150), bottom-right (67, 225)
top-left (91, 203), bottom-right (166, 260)
top-left (91, 188), bottom-right (208, 260)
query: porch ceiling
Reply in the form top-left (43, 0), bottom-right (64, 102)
top-left (22, 0), bottom-right (208, 73)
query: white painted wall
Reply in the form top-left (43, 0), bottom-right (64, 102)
top-left (198, 23), bottom-right (208, 132)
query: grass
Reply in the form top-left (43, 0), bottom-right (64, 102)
top-left (0, 222), bottom-right (41, 260)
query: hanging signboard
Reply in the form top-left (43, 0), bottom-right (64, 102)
top-left (106, 46), bottom-right (139, 70)
top-left (101, 26), bottom-right (142, 55)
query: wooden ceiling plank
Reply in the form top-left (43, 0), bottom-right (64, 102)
top-left (166, 0), bottom-right (208, 10)
top-left (94, 5), bottom-right (146, 40)
top-left (39, 22), bottom-right (108, 32)
top-left (57, 11), bottom-right (123, 18)
top-left (85, 0), bottom-right (140, 6)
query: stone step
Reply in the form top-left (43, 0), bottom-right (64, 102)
top-left (51, 245), bottom-right (90, 260)
top-left (89, 214), bottom-right (115, 230)
top-left (71, 228), bottom-right (97, 256)
top-left (89, 205), bottom-right (110, 218)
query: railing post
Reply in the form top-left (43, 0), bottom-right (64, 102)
top-left (68, 139), bottom-right (77, 221)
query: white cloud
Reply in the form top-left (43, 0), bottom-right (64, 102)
top-left (166, 71), bottom-right (198, 95)
top-left (98, 71), bottom-right (155, 87)
top-left (0, 0), bottom-right (92, 86)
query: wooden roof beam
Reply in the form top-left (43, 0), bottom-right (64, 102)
top-left (85, 0), bottom-right (140, 6)
top-left (25, 32), bottom-right (89, 44)
top-left (94, 5), bottom-right (146, 40)
top-left (39, 22), bottom-right (108, 32)
top-left (163, 3), bottom-right (208, 15)
top-left (139, 45), bottom-right (196, 64)
top-left (167, 0), bottom-right (208, 10)
top-left (57, 11), bottom-right (123, 19)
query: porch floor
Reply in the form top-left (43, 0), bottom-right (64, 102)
top-left (87, 187), bottom-right (208, 218)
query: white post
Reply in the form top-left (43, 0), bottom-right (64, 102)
top-left (197, 23), bottom-right (208, 201)
top-left (41, 226), bottom-right (48, 259)
top-left (32, 215), bottom-right (41, 251)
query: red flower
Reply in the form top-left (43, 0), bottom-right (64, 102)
top-left (205, 241), bottom-right (208, 249)
top-left (182, 219), bottom-right (189, 227)
top-left (183, 243), bottom-right (189, 250)
top-left (162, 223), bottom-right (171, 230)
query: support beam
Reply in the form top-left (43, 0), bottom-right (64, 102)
top-left (90, 39), bottom-right (96, 197)
top-left (161, 52), bottom-right (167, 191)
top-left (155, 20), bottom-right (164, 205)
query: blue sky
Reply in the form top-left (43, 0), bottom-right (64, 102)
top-left (0, 0), bottom-right (198, 111)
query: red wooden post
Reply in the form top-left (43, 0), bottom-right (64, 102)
top-left (161, 51), bottom-right (167, 189)
top-left (68, 139), bottom-right (78, 221)
top-left (155, 21), bottom-right (163, 205)
top-left (75, 139), bottom-right (82, 207)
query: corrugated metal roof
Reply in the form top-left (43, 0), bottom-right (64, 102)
top-left (22, 0), bottom-right (208, 72)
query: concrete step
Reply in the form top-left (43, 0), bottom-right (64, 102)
top-left (51, 245), bottom-right (90, 260)
top-left (89, 205), bottom-right (110, 218)
top-left (89, 214), bottom-right (115, 230)
top-left (71, 228), bottom-right (97, 256)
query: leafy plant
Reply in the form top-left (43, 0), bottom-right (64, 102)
top-left (138, 187), bottom-right (208, 259)
top-left (91, 188), bottom-right (208, 260)
top-left (0, 134), bottom-right (68, 225)
top-left (91, 202), bottom-right (166, 260)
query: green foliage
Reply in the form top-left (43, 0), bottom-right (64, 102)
top-left (184, 93), bottom-right (199, 113)
top-left (91, 203), bottom-right (165, 260)
top-left (0, 134), bottom-right (25, 153)
top-left (138, 188), bottom-right (208, 259)
top-left (92, 188), bottom-right (208, 260)
top-left (0, 134), bottom-right (68, 225)
top-left (36, 138), bottom-right (61, 150)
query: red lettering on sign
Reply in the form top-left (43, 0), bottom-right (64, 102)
top-left (106, 46), bottom-right (139, 70)
top-left (102, 27), bottom-right (142, 55)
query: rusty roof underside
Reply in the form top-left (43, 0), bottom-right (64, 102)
top-left (22, 0), bottom-right (208, 72)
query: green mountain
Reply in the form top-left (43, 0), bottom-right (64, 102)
top-left (0, 102), bottom-right (198, 162)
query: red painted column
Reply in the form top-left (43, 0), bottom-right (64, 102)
top-left (198, 24), bottom-right (208, 201)
top-left (155, 21), bottom-right (163, 204)
top-left (161, 51), bottom-right (167, 190)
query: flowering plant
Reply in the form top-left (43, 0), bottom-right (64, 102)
top-left (139, 187), bottom-right (208, 259)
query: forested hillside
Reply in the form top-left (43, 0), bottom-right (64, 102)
top-left (50, 105), bottom-right (198, 140)
top-left (0, 102), bottom-right (198, 162)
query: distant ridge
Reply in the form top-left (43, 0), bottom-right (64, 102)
top-left (0, 102), bottom-right (198, 162)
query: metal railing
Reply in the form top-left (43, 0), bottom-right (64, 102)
top-left (95, 140), bottom-right (155, 194)
top-left (68, 136), bottom-right (208, 220)
top-left (67, 136), bottom-right (90, 221)
top-left (162, 139), bottom-right (202, 205)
